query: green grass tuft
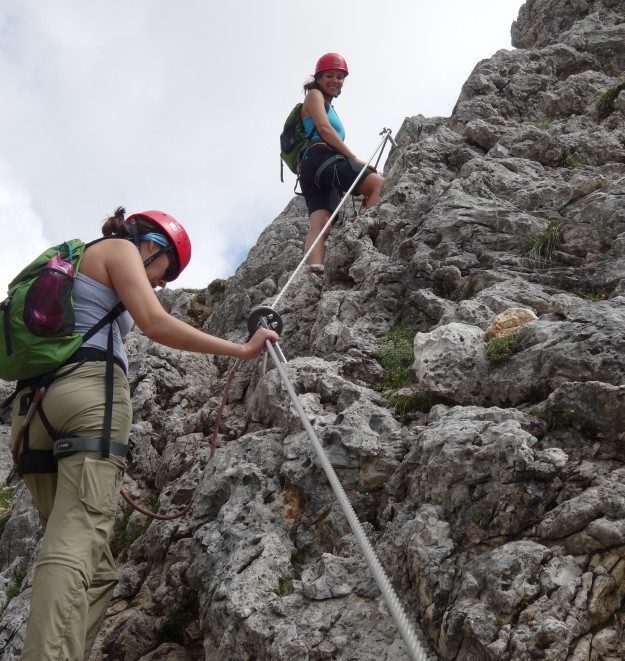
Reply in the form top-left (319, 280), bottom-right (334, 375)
top-left (596, 82), bottom-right (625, 120)
top-left (5, 563), bottom-right (28, 601)
top-left (207, 278), bottom-right (228, 305)
top-left (536, 407), bottom-right (569, 431)
top-left (110, 503), bottom-right (153, 558)
top-left (530, 118), bottom-right (557, 130)
top-left (0, 486), bottom-right (14, 538)
top-left (387, 391), bottom-right (442, 420)
top-left (272, 576), bottom-right (290, 597)
top-left (486, 333), bottom-right (520, 362)
top-left (377, 326), bottom-right (416, 390)
top-left (521, 218), bottom-right (563, 261)
top-left (564, 154), bottom-right (585, 168)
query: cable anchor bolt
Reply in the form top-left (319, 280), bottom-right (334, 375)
top-left (379, 127), bottom-right (398, 148)
top-left (248, 305), bottom-right (287, 364)
top-left (247, 305), bottom-right (284, 335)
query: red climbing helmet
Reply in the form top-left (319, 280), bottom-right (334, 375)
top-left (126, 210), bottom-right (192, 281)
top-left (315, 52), bottom-right (349, 77)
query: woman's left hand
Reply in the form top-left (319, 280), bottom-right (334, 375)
top-left (240, 327), bottom-right (280, 360)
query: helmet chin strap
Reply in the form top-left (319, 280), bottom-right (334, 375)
top-left (141, 245), bottom-right (173, 269)
top-left (128, 220), bottom-right (173, 268)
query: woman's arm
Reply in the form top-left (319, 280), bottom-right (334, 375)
top-left (85, 240), bottom-right (277, 360)
top-left (302, 89), bottom-right (358, 161)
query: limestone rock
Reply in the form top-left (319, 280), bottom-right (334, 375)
top-left (486, 307), bottom-right (539, 338)
top-left (2, 1), bottom-right (625, 659)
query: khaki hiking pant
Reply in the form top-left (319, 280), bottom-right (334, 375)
top-left (11, 362), bottom-right (132, 661)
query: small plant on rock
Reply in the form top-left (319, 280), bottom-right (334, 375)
top-left (596, 82), bottom-right (625, 119)
top-left (159, 595), bottom-right (198, 646)
top-left (536, 407), bottom-right (569, 431)
top-left (272, 576), bottom-right (290, 597)
top-left (521, 218), bottom-right (563, 261)
top-left (0, 486), bottom-right (13, 538)
top-left (564, 154), bottom-right (585, 168)
top-left (110, 502), bottom-right (154, 558)
top-left (531, 118), bottom-right (556, 130)
top-left (486, 332), bottom-right (520, 362)
top-left (580, 290), bottom-right (606, 302)
top-left (388, 391), bottom-right (442, 420)
top-left (5, 563), bottom-right (28, 601)
top-left (207, 278), bottom-right (228, 305)
top-left (377, 326), bottom-right (416, 390)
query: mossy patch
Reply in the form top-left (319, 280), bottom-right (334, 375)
top-left (564, 154), bottom-right (585, 168)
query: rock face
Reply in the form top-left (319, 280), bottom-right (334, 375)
top-left (2, 0), bottom-right (625, 659)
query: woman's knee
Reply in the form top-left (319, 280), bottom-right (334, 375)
top-left (309, 210), bottom-right (331, 232)
top-left (360, 173), bottom-right (383, 197)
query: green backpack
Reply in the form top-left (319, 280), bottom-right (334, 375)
top-left (280, 103), bottom-right (312, 180)
top-left (279, 100), bottom-right (330, 182)
top-left (0, 238), bottom-right (123, 382)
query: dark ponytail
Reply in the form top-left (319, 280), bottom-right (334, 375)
top-left (101, 206), bottom-right (128, 237)
top-left (302, 75), bottom-right (322, 95)
top-left (101, 206), bottom-right (158, 239)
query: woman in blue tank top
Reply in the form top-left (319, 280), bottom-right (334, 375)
top-left (299, 52), bottom-right (385, 266)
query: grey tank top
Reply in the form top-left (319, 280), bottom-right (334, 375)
top-left (73, 273), bottom-right (133, 372)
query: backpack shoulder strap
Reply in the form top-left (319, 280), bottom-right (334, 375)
top-left (304, 99), bottom-right (331, 141)
top-left (81, 301), bottom-right (126, 344)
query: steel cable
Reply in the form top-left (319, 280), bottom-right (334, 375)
top-left (263, 337), bottom-right (431, 661)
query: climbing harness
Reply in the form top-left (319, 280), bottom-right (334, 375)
top-left (313, 152), bottom-right (346, 188)
top-left (11, 303), bottom-right (127, 473)
top-left (274, 127), bottom-right (397, 311)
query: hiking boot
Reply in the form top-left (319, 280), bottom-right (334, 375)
top-left (308, 264), bottom-right (325, 275)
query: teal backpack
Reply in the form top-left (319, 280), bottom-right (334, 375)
top-left (0, 238), bottom-right (123, 382)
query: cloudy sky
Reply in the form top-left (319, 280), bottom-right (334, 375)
top-left (0, 0), bottom-right (525, 291)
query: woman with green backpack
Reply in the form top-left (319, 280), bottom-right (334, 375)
top-left (10, 207), bottom-right (278, 660)
top-left (298, 52), bottom-right (384, 266)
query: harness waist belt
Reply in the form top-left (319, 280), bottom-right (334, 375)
top-left (314, 153), bottom-right (347, 188)
top-left (66, 347), bottom-right (126, 372)
top-left (53, 437), bottom-right (131, 459)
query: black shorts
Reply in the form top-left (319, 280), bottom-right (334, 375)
top-left (299, 144), bottom-right (373, 215)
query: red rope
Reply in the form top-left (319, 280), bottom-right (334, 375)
top-left (119, 487), bottom-right (192, 521)
top-left (121, 358), bottom-right (243, 520)
top-left (209, 358), bottom-right (242, 459)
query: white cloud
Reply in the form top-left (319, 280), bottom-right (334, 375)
top-left (0, 0), bottom-right (525, 291)
top-left (0, 162), bottom-right (49, 291)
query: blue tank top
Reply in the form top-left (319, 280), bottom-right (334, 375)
top-left (302, 104), bottom-right (345, 143)
top-left (73, 273), bottom-right (134, 372)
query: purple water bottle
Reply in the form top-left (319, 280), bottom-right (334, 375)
top-left (24, 251), bottom-right (75, 335)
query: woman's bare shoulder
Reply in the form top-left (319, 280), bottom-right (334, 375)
top-left (80, 237), bottom-right (136, 284)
